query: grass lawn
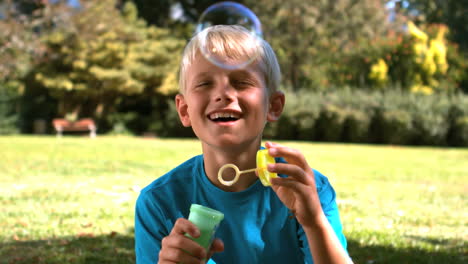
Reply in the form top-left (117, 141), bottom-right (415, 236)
top-left (0, 136), bottom-right (466, 264)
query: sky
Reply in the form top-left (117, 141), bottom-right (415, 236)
top-left (49, 0), bottom-right (81, 8)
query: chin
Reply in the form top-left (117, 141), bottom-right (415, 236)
top-left (208, 135), bottom-right (262, 150)
top-left (212, 138), bottom-right (243, 147)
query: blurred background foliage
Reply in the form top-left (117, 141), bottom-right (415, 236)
top-left (0, 0), bottom-right (467, 146)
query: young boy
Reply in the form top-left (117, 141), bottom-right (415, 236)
top-left (135, 25), bottom-right (352, 264)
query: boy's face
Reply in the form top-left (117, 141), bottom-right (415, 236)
top-left (176, 53), bottom-right (283, 149)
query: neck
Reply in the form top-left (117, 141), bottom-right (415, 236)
top-left (202, 141), bottom-right (261, 192)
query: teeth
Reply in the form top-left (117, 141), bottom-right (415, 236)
top-left (210, 112), bottom-right (240, 120)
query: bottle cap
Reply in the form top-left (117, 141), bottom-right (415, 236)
top-left (190, 204), bottom-right (224, 223)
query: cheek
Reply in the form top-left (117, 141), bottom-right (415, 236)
top-left (186, 95), bottom-right (207, 114)
top-left (244, 91), bottom-right (269, 115)
top-left (244, 88), bottom-right (267, 102)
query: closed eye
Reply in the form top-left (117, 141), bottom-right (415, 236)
top-left (195, 81), bottom-right (212, 88)
top-left (231, 80), bottom-right (255, 89)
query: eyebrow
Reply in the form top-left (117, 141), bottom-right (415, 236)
top-left (230, 69), bottom-right (256, 77)
top-left (192, 72), bottom-right (212, 81)
top-left (191, 69), bottom-right (262, 84)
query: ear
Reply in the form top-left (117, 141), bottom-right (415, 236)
top-left (175, 94), bottom-right (191, 127)
top-left (267, 91), bottom-right (285, 122)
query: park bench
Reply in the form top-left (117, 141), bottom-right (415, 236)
top-left (52, 118), bottom-right (97, 138)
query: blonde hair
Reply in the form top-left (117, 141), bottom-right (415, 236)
top-left (178, 25), bottom-right (281, 94)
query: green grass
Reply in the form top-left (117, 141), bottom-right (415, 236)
top-left (0, 136), bottom-right (466, 263)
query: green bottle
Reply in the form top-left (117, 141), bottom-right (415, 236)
top-left (186, 204), bottom-right (224, 251)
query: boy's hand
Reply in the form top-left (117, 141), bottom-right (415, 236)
top-left (159, 218), bottom-right (224, 264)
top-left (265, 142), bottom-right (324, 228)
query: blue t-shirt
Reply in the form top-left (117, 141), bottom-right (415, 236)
top-left (135, 155), bottom-right (347, 264)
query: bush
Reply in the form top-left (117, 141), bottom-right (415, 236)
top-left (265, 115), bottom-right (298, 140)
top-left (264, 90), bottom-right (303, 140)
top-left (273, 88), bottom-right (468, 147)
top-left (408, 94), bottom-right (451, 146)
top-left (314, 103), bottom-right (347, 142)
top-left (342, 109), bottom-right (371, 143)
top-left (447, 95), bottom-right (468, 146)
top-left (448, 116), bottom-right (468, 147)
top-left (0, 84), bottom-right (20, 134)
top-left (370, 109), bottom-right (413, 145)
top-left (153, 98), bottom-right (194, 138)
top-left (296, 110), bottom-right (318, 141)
top-left (294, 92), bottom-right (322, 141)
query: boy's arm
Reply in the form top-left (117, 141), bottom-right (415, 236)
top-left (297, 171), bottom-right (348, 262)
top-left (134, 192), bottom-right (165, 264)
top-left (265, 142), bottom-right (352, 264)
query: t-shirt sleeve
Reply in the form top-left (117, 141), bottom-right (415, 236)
top-left (298, 169), bottom-right (348, 263)
top-left (135, 189), bottom-right (170, 264)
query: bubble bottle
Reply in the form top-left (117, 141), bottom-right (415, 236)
top-left (186, 204), bottom-right (224, 252)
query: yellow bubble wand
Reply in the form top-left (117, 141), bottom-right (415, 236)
top-left (217, 149), bottom-right (278, 186)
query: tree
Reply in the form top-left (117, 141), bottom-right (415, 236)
top-left (398, 0), bottom-right (468, 51)
top-left (245, 0), bottom-right (392, 89)
top-left (393, 0), bottom-right (468, 93)
top-left (0, 0), bottom-right (45, 133)
top-left (127, 0), bottom-right (243, 26)
top-left (32, 0), bottom-right (185, 123)
top-left (125, 0), bottom-right (172, 27)
top-left (129, 0), bottom-right (393, 90)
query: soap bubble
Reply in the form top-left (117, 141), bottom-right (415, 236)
top-left (195, 1), bottom-right (263, 70)
top-left (195, 1), bottom-right (262, 37)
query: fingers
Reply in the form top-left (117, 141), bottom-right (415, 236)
top-left (265, 142), bottom-right (325, 227)
top-left (265, 142), bottom-right (309, 170)
top-left (170, 218), bottom-right (200, 238)
top-left (207, 238), bottom-right (224, 260)
top-left (267, 162), bottom-right (311, 185)
top-left (160, 218), bottom-right (207, 263)
top-left (161, 234), bottom-right (206, 258)
top-left (159, 245), bottom-right (204, 264)
top-left (265, 141), bottom-right (314, 185)
top-left (264, 141), bottom-right (280, 148)
top-left (270, 176), bottom-right (309, 192)
top-left (211, 238), bottom-right (224, 253)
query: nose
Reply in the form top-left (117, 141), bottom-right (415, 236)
top-left (214, 82), bottom-right (236, 103)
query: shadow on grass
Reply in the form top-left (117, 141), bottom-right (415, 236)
top-left (1, 234), bottom-right (466, 264)
top-left (0, 232), bottom-right (135, 264)
top-left (348, 236), bottom-right (467, 264)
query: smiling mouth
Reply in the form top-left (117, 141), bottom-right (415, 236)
top-left (208, 112), bottom-right (241, 123)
